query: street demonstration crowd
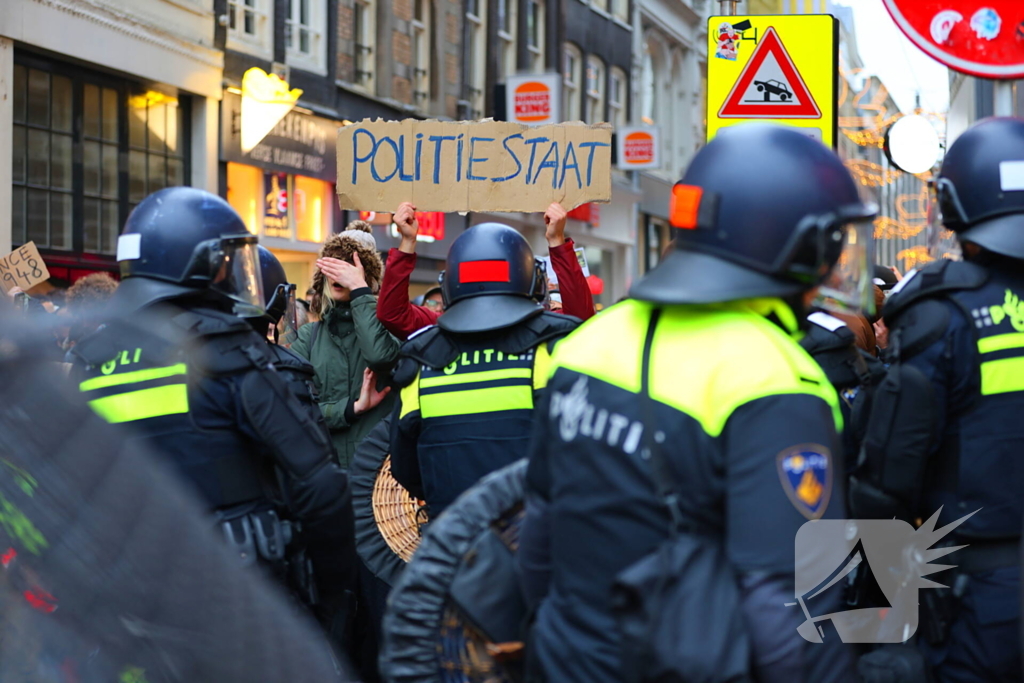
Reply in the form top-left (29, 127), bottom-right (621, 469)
top-left (2, 119), bottom-right (1024, 683)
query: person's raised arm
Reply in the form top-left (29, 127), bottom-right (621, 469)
top-left (377, 202), bottom-right (442, 340)
top-left (545, 203), bottom-right (595, 321)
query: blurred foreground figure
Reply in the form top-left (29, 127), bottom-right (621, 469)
top-left (68, 188), bottom-right (359, 658)
top-left (854, 117), bottom-right (1024, 682)
top-left (520, 124), bottom-right (876, 683)
top-left (0, 314), bottom-right (349, 683)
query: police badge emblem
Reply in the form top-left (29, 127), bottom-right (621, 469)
top-left (777, 445), bottom-right (832, 520)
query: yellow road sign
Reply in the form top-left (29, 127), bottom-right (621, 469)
top-left (707, 14), bottom-right (838, 148)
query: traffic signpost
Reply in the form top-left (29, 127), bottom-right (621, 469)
top-left (882, 1), bottom-right (1024, 115)
top-left (707, 14), bottom-right (839, 148)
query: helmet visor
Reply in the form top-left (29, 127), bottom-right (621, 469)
top-left (211, 238), bottom-right (265, 312)
top-left (927, 181), bottom-right (962, 262)
top-left (815, 220), bottom-right (876, 317)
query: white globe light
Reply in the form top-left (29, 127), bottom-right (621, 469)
top-left (885, 115), bottom-right (941, 175)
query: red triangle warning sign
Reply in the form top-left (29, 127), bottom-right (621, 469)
top-left (718, 27), bottom-right (821, 119)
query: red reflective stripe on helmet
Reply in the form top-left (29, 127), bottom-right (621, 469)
top-left (670, 184), bottom-right (703, 230)
top-left (460, 260), bottom-right (511, 283)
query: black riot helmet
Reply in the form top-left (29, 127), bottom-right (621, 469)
top-left (117, 187), bottom-right (264, 313)
top-left (253, 247), bottom-right (299, 344)
top-left (437, 223), bottom-right (546, 333)
top-left (934, 117), bottom-right (1024, 260)
top-left (630, 124), bottom-right (878, 308)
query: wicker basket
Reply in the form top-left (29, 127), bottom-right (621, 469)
top-left (371, 456), bottom-right (428, 563)
top-left (437, 506), bottom-right (526, 683)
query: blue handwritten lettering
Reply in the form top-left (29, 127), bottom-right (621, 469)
top-left (468, 137), bottom-right (496, 181)
top-left (535, 141), bottom-right (560, 189)
top-left (456, 134), bottom-right (465, 183)
top-left (524, 137), bottom-right (550, 185)
top-left (352, 129), bottom-right (377, 184)
top-left (371, 137), bottom-right (400, 182)
top-left (415, 134), bottom-right (424, 181)
top-left (560, 142), bottom-right (582, 190)
top-left (492, 134), bottom-right (524, 182)
top-left (429, 135), bottom-right (457, 184)
top-left (397, 136), bottom-right (414, 181)
top-left (578, 141), bottom-right (610, 187)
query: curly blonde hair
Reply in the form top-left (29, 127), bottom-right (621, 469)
top-left (313, 220), bottom-right (383, 317)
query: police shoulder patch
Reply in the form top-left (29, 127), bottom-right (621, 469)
top-left (776, 444), bottom-right (832, 520)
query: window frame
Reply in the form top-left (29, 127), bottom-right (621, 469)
top-left (497, 0), bottom-right (517, 81)
top-left (11, 52), bottom-right (191, 260)
top-left (585, 55), bottom-right (605, 124)
top-left (563, 43), bottom-right (582, 121)
top-left (465, 0), bottom-right (487, 118)
top-left (286, 0), bottom-right (328, 75)
top-left (610, 0), bottom-right (628, 22)
top-left (411, 0), bottom-right (431, 107)
top-left (609, 66), bottom-right (627, 129)
top-left (354, 0), bottom-right (377, 92)
top-left (526, 0), bottom-right (545, 72)
top-left (227, 0), bottom-right (274, 60)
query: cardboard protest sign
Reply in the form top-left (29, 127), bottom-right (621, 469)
top-left (337, 119), bottom-right (612, 213)
top-left (0, 242), bottom-right (50, 294)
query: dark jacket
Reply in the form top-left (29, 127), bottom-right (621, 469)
top-left (291, 291), bottom-right (400, 467)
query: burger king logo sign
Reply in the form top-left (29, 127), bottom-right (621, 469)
top-left (506, 73), bottom-right (562, 126)
top-left (616, 126), bottom-right (660, 169)
top-left (515, 81), bottom-right (551, 122)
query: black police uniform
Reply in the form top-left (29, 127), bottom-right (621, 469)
top-left (867, 258), bottom-right (1024, 682)
top-left (800, 310), bottom-right (885, 475)
top-left (390, 312), bottom-right (577, 514)
top-left (389, 221), bottom-right (580, 517)
top-left (519, 125), bottom-right (875, 683)
top-left (72, 283), bottom-right (356, 612)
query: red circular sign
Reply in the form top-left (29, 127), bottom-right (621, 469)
top-left (883, 1), bottom-right (1024, 79)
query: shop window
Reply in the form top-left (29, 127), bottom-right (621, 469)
top-left (11, 57), bottom-right (190, 259)
top-left (227, 162), bottom-right (263, 235)
top-left (586, 55), bottom-right (605, 124)
top-left (465, 0), bottom-right (487, 118)
top-left (226, 163), bottom-right (332, 243)
top-left (128, 92), bottom-right (187, 214)
top-left (228, 0), bottom-right (274, 60)
top-left (497, 0), bottom-right (517, 81)
top-left (287, 0), bottom-right (327, 75)
top-left (563, 43), bottom-right (582, 121)
top-left (294, 175), bottom-right (331, 243)
top-left (354, 0), bottom-right (377, 92)
top-left (526, 0), bottom-right (545, 72)
top-left (11, 66), bottom-right (73, 251)
top-left (411, 0), bottom-right (432, 107)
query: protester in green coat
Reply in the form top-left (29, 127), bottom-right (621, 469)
top-left (292, 222), bottom-right (400, 468)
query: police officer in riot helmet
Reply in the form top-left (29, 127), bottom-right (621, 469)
top-left (70, 188), bottom-right (358, 652)
top-left (519, 124), bottom-right (876, 683)
top-left (389, 217), bottom-right (580, 518)
top-left (854, 117), bottom-right (1024, 682)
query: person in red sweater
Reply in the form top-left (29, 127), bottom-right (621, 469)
top-left (376, 202), bottom-right (595, 339)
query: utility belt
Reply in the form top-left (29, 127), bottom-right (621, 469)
top-left (217, 505), bottom-right (319, 608)
top-left (919, 538), bottom-right (1019, 646)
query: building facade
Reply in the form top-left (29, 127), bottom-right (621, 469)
top-left (1, 0), bottom-right (224, 285)
top-left (635, 0), bottom-right (706, 276)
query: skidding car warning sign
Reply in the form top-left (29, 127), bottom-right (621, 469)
top-left (707, 14), bottom-right (838, 148)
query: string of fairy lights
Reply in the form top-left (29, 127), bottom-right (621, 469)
top-left (837, 67), bottom-right (948, 269)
